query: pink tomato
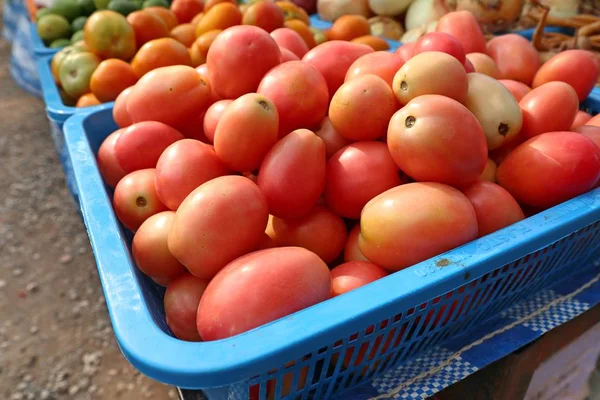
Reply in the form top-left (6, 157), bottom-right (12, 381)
top-left (164, 274), bottom-right (209, 341)
top-left (487, 34), bottom-right (541, 85)
top-left (572, 111), bottom-right (593, 130)
top-left (203, 99), bottom-right (233, 143)
top-left (413, 32), bottom-right (466, 63)
top-left (113, 86), bottom-right (133, 128)
top-left (345, 51), bottom-right (405, 88)
top-left (498, 79), bottom-right (531, 102)
top-left (97, 129), bottom-right (127, 188)
top-left (270, 28), bottom-right (309, 58)
top-left (314, 116), bottom-right (350, 159)
top-left (436, 11), bottom-right (487, 54)
top-left (331, 261), bottom-right (388, 297)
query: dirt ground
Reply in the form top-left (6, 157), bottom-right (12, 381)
top-left (0, 32), bottom-right (174, 400)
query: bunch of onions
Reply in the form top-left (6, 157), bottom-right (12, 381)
top-left (317, 0), bottom-right (371, 21)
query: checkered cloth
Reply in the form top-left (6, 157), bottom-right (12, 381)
top-left (336, 262), bottom-right (600, 400)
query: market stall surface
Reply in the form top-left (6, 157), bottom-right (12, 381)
top-left (0, 35), bottom-right (173, 400)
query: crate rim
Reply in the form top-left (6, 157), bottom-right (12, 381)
top-left (64, 106), bottom-right (600, 390)
top-left (36, 54), bottom-right (113, 123)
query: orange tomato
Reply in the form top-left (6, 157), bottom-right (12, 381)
top-left (171, 0), bottom-right (204, 24)
top-left (195, 2), bottom-right (242, 37)
top-left (351, 35), bottom-right (390, 51)
top-left (275, 1), bottom-right (310, 25)
top-left (131, 38), bottom-right (193, 78)
top-left (242, 1), bottom-right (285, 33)
top-left (76, 93), bottom-right (101, 107)
top-left (190, 29), bottom-right (222, 67)
top-left (90, 59), bottom-right (138, 103)
top-left (113, 87), bottom-right (133, 128)
top-left (127, 10), bottom-right (169, 47)
top-left (328, 14), bottom-right (370, 41)
top-left (170, 23), bottom-right (196, 47)
top-left (203, 0), bottom-right (236, 12)
top-left (284, 19), bottom-right (316, 48)
top-left (191, 12), bottom-right (204, 27)
top-left (144, 6), bottom-right (179, 31)
top-left (84, 10), bottom-right (137, 60)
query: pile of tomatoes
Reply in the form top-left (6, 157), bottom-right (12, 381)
top-left (96, 10), bottom-right (600, 345)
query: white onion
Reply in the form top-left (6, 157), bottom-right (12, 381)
top-left (449, 0), bottom-right (524, 32)
top-left (368, 0), bottom-right (414, 16)
top-left (405, 0), bottom-right (449, 31)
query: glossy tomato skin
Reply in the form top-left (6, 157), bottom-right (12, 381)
top-left (168, 176), bottom-right (269, 279)
top-left (164, 273), bottom-right (209, 341)
top-left (132, 211), bottom-right (188, 286)
top-left (331, 261), bottom-right (388, 297)
top-left (196, 64), bottom-right (221, 105)
top-left (203, 99), bottom-right (232, 143)
top-left (171, 0), bottom-right (204, 24)
top-left (533, 50), bottom-right (599, 102)
top-left (395, 42), bottom-right (414, 63)
top-left (387, 94), bottom-right (488, 187)
top-left (90, 59), bottom-right (138, 103)
top-left (113, 169), bottom-right (169, 231)
top-left (128, 66), bottom-right (211, 132)
top-left (257, 129), bottom-right (326, 219)
top-left (519, 81), bottom-right (579, 139)
top-left (572, 111), bottom-right (593, 130)
top-left (314, 116), bottom-right (350, 159)
top-left (257, 61), bottom-right (329, 137)
top-left (344, 224), bottom-right (369, 262)
top-left (270, 28), bottom-right (309, 58)
top-left (280, 48), bottom-right (300, 62)
top-left (155, 139), bottom-right (230, 210)
top-left (330, 74), bottom-right (398, 141)
top-left (97, 129), bottom-right (127, 188)
top-left (436, 11), bottom-right (487, 54)
top-left (127, 10), bottom-right (169, 47)
top-left (214, 93), bottom-right (279, 172)
top-left (207, 25), bottom-right (281, 99)
top-left (487, 34), bottom-right (540, 85)
top-left (268, 206), bottom-right (347, 263)
top-left (131, 38), bottom-right (193, 78)
top-left (497, 131), bottom-right (600, 208)
top-left (197, 247), bottom-right (332, 341)
top-left (413, 32), bottom-right (466, 63)
top-left (113, 86), bottom-right (133, 128)
top-left (466, 53), bottom-right (500, 79)
top-left (242, 1), bottom-right (285, 33)
top-left (462, 181), bottom-right (525, 237)
top-left (302, 41), bottom-right (373, 99)
top-left (359, 182), bottom-right (478, 271)
top-left (345, 51), bottom-right (404, 88)
top-left (325, 142), bottom-right (403, 219)
top-left (115, 121), bottom-right (184, 173)
top-left (498, 79), bottom-right (531, 102)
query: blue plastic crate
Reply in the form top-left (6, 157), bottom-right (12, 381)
top-left (63, 89), bottom-right (600, 399)
top-left (36, 54), bottom-right (113, 203)
top-left (30, 22), bottom-right (62, 57)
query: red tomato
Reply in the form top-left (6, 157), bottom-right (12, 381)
top-left (519, 81), bottom-right (579, 139)
top-left (498, 79), bottom-right (531, 102)
top-left (436, 11), bottom-right (487, 54)
top-left (487, 34), bottom-right (541, 85)
top-left (132, 211), bottom-right (188, 286)
top-left (497, 131), bottom-right (600, 208)
top-left (533, 50), bottom-right (599, 102)
top-left (128, 66), bottom-right (211, 131)
top-left (171, 0), bottom-right (204, 24)
top-left (280, 48), bottom-right (300, 62)
top-left (97, 129), bottom-right (127, 188)
top-left (168, 176), bottom-right (269, 279)
top-left (345, 51), bottom-right (405, 88)
top-left (268, 206), bottom-right (347, 263)
top-left (314, 116), bottom-right (350, 159)
top-left (164, 273), bottom-right (209, 341)
top-left (197, 247), bottom-right (332, 341)
top-left (242, 1), bottom-right (285, 33)
top-left (359, 182), bottom-right (478, 271)
top-left (302, 40), bottom-right (373, 99)
top-left (257, 61), bottom-right (329, 137)
top-left (480, 158), bottom-right (497, 182)
top-left (196, 64), bottom-right (221, 105)
top-left (395, 42), bottom-right (414, 63)
top-left (175, 109), bottom-right (208, 142)
top-left (207, 25), bottom-right (281, 99)
top-left (393, 51), bottom-right (468, 105)
top-left (155, 139), bottom-right (230, 210)
top-left (270, 28), bottom-right (309, 58)
top-left (113, 86), bottom-right (133, 128)
top-left (113, 169), bottom-right (169, 231)
top-left (344, 224), bottom-right (369, 262)
top-left (214, 93), bottom-right (279, 172)
top-left (330, 74), bottom-right (398, 141)
top-left (413, 32), bottom-right (466, 63)
top-left (115, 121), bottom-right (184, 173)
top-left (331, 261), bottom-right (388, 297)
top-left (325, 142), bottom-right (403, 219)
top-left (462, 181), bottom-right (525, 237)
top-left (387, 94), bottom-right (488, 187)
top-left (203, 99), bottom-right (232, 143)
top-left (572, 111), bottom-right (593, 130)
top-left (463, 58), bottom-right (475, 73)
top-left (257, 129), bottom-right (326, 219)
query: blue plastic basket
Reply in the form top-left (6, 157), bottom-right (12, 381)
top-left (36, 54), bottom-right (113, 203)
top-left (63, 89), bottom-right (600, 399)
top-left (30, 22), bottom-right (62, 57)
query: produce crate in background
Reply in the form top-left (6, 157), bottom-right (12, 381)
top-left (30, 22), bottom-right (61, 57)
top-left (62, 91), bottom-right (600, 399)
top-left (36, 54), bottom-right (112, 204)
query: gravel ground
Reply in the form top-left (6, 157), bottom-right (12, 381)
top-left (0, 36), bottom-right (173, 400)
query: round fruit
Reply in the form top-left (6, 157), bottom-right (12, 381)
top-left (52, 45), bottom-right (85, 83)
top-left (344, 224), bottom-right (369, 262)
top-left (243, 1), bottom-right (285, 33)
top-left (435, 11), bottom-right (486, 54)
top-left (203, 99), bottom-right (232, 143)
top-left (195, 2), bottom-right (242, 37)
top-left (387, 94), bottom-right (488, 187)
top-left (464, 73), bottom-right (523, 150)
top-left (168, 176), bottom-right (269, 279)
top-left (328, 14), bottom-right (370, 41)
top-left (283, 19), bottom-right (316, 49)
top-left (108, 0), bottom-right (140, 16)
top-left (314, 116), bottom-right (349, 159)
top-left (78, 0), bottom-right (97, 15)
top-left (393, 51), bottom-right (468, 104)
top-left (58, 52), bottom-right (101, 99)
top-left (72, 16), bottom-right (88, 31)
top-left (76, 92), bottom-right (101, 107)
top-left (360, 182), bottom-right (478, 271)
top-left (143, 0), bottom-right (170, 7)
top-left (196, 247), bottom-right (332, 341)
top-left (133, 211), bottom-right (188, 286)
top-left (572, 111), bottom-right (592, 130)
top-left (126, 10), bottom-right (170, 46)
top-left (325, 142), bottom-right (402, 219)
top-left (190, 29), bottom-right (222, 67)
top-left (498, 79), bottom-right (531, 102)
top-left (345, 51), bottom-right (405, 88)
top-left (329, 74), bottom-right (398, 141)
top-left (51, 0), bottom-right (83, 22)
top-left (331, 261), bottom-right (388, 297)
top-left (144, 6), bottom-right (178, 29)
top-left (170, 23), bottom-right (197, 47)
top-left (171, 0), bottom-right (204, 24)
top-left (351, 35), bottom-right (390, 51)
top-left (131, 38), bottom-right (193, 77)
top-left (97, 129), bottom-right (127, 187)
top-left (50, 38), bottom-right (71, 48)
top-left (71, 30), bottom-right (85, 43)
top-left (270, 28), bottom-right (309, 58)
top-left (396, 42), bottom-right (414, 63)
top-left (413, 32), bottom-right (466, 63)
top-left (466, 52), bottom-right (500, 78)
top-left (90, 58), bottom-right (138, 102)
top-left (487, 34), bottom-right (540, 85)
top-left (84, 10), bottom-right (137, 60)
top-left (462, 181), bottom-right (525, 237)
top-left (37, 15), bottom-right (71, 43)
top-left (164, 273), bottom-right (209, 341)
top-left (113, 86), bottom-right (133, 128)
